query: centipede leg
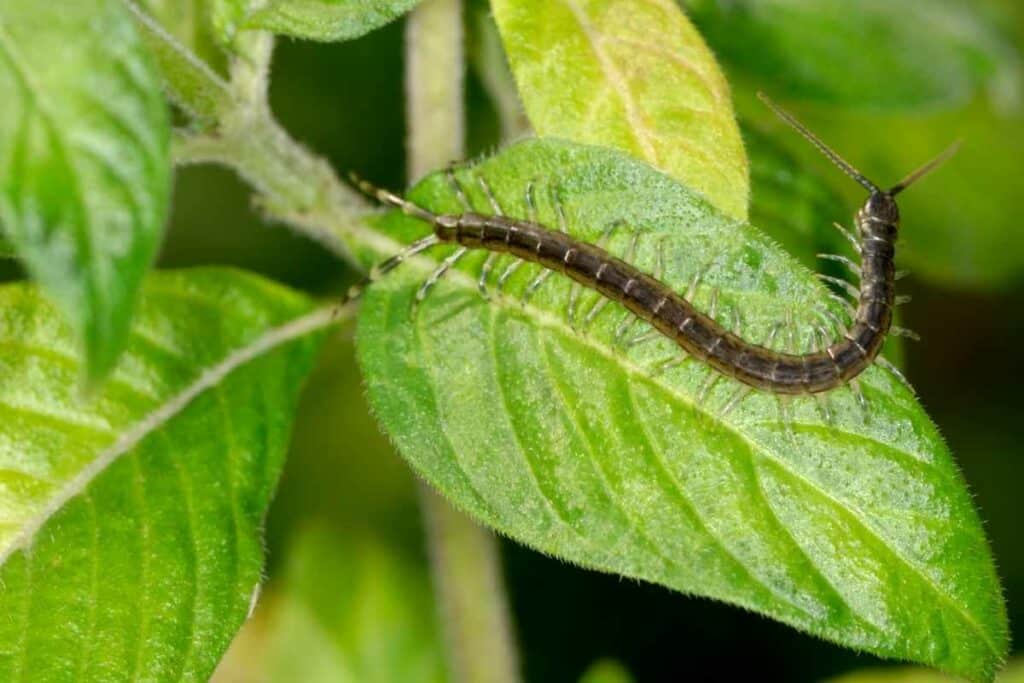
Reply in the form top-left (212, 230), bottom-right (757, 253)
top-left (345, 234), bottom-right (441, 305)
top-left (817, 273), bottom-right (861, 300)
top-left (521, 181), bottom-right (555, 302)
top-left (615, 236), bottom-right (665, 349)
top-left (875, 355), bottom-right (914, 392)
top-left (696, 369), bottom-right (720, 409)
top-left (817, 253), bottom-right (862, 278)
top-left (584, 229), bottom-right (637, 327)
top-left (568, 217), bottom-right (620, 327)
top-left (849, 378), bottom-right (870, 424)
top-left (776, 395), bottom-right (795, 438)
top-left (889, 325), bottom-right (921, 341)
top-left (474, 174), bottom-right (507, 299)
top-left (814, 393), bottom-right (835, 425)
top-left (415, 246), bottom-right (470, 309)
top-left (831, 221), bottom-right (861, 254)
top-left (719, 385), bottom-right (751, 418)
top-left (444, 165), bottom-right (473, 211)
top-left (649, 354), bottom-right (687, 376)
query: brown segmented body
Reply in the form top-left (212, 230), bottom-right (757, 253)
top-left (352, 94), bottom-right (955, 397)
top-left (430, 193), bottom-right (898, 395)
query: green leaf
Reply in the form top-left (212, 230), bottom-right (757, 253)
top-left (211, 0), bottom-right (419, 44)
top-left (685, 0), bottom-right (1022, 111)
top-left (0, 0), bottom-right (172, 384)
top-left (354, 138), bottom-right (1006, 680)
top-left (215, 525), bottom-right (446, 683)
top-left (0, 268), bottom-right (330, 682)
top-left (245, 0), bottom-right (421, 42)
top-left (136, 0), bottom-right (226, 76)
top-left (129, 2), bottom-right (233, 125)
top-left (491, 0), bottom-right (749, 221)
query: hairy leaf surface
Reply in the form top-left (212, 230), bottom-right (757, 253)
top-left (492, 0), bottom-right (749, 220)
top-left (212, 0), bottom-right (419, 44)
top-left (0, 0), bottom-right (171, 384)
top-left (247, 0), bottom-right (420, 42)
top-left (137, 0), bottom-right (226, 76)
top-left (0, 269), bottom-right (327, 682)
top-left (685, 0), bottom-right (1022, 111)
top-left (355, 138), bottom-right (1006, 680)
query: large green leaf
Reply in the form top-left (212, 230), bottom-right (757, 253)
top-left (0, 268), bottom-right (330, 681)
top-left (211, 0), bottom-right (419, 44)
top-left (354, 138), bottom-right (1006, 680)
top-left (214, 525), bottom-right (446, 682)
top-left (0, 0), bottom-right (172, 384)
top-left (491, 0), bottom-right (749, 221)
top-left (684, 0), bottom-right (1022, 111)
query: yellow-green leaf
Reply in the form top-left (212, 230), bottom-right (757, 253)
top-left (492, 0), bottom-right (749, 220)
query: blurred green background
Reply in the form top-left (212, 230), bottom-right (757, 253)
top-left (149, 1), bottom-right (1024, 680)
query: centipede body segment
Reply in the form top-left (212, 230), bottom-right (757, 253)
top-left (351, 94), bottom-right (958, 396)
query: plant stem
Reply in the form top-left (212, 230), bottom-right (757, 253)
top-left (418, 490), bottom-right (521, 683)
top-left (405, 2), bottom-right (521, 682)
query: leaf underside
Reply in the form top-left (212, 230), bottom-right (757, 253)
top-left (0, 0), bottom-right (171, 384)
top-left (0, 268), bottom-right (324, 682)
top-left (491, 0), bottom-right (750, 221)
top-left (354, 138), bottom-right (1007, 680)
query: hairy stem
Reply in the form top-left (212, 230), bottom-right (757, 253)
top-left (128, 1), bottom-right (368, 258)
top-left (405, 2), bottom-right (521, 682)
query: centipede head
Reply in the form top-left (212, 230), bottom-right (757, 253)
top-left (757, 92), bottom-right (959, 201)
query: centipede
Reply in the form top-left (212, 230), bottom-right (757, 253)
top-left (347, 93), bottom-right (957, 400)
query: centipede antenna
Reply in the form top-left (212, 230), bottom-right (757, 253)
top-left (889, 140), bottom-right (961, 196)
top-left (758, 92), bottom-right (880, 194)
top-left (349, 172), bottom-right (437, 222)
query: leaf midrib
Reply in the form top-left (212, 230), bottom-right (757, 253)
top-left (375, 246), bottom-right (996, 656)
top-left (0, 304), bottom-right (340, 568)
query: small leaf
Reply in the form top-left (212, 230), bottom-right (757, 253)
top-left (245, 0), bottom-right (421, 42)
top-left (136, 0), bottom-right (227, 75)
top-left (210, 0), bottom-right (419, 44)
top-left (684, 0), bottom-right (1022, 111)
top-left (215, 525), bottom-right (446, 682)
top-left (491, 0), bottom-right (749, 220)
top-left (129, 2), bottom-right (233, 125)
top-left (0, 0), bottom-right (172, 384)
top-left (355, 138), bottom-right (1006, 680)
top-left (0, 268), bottom-right (330, 681)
